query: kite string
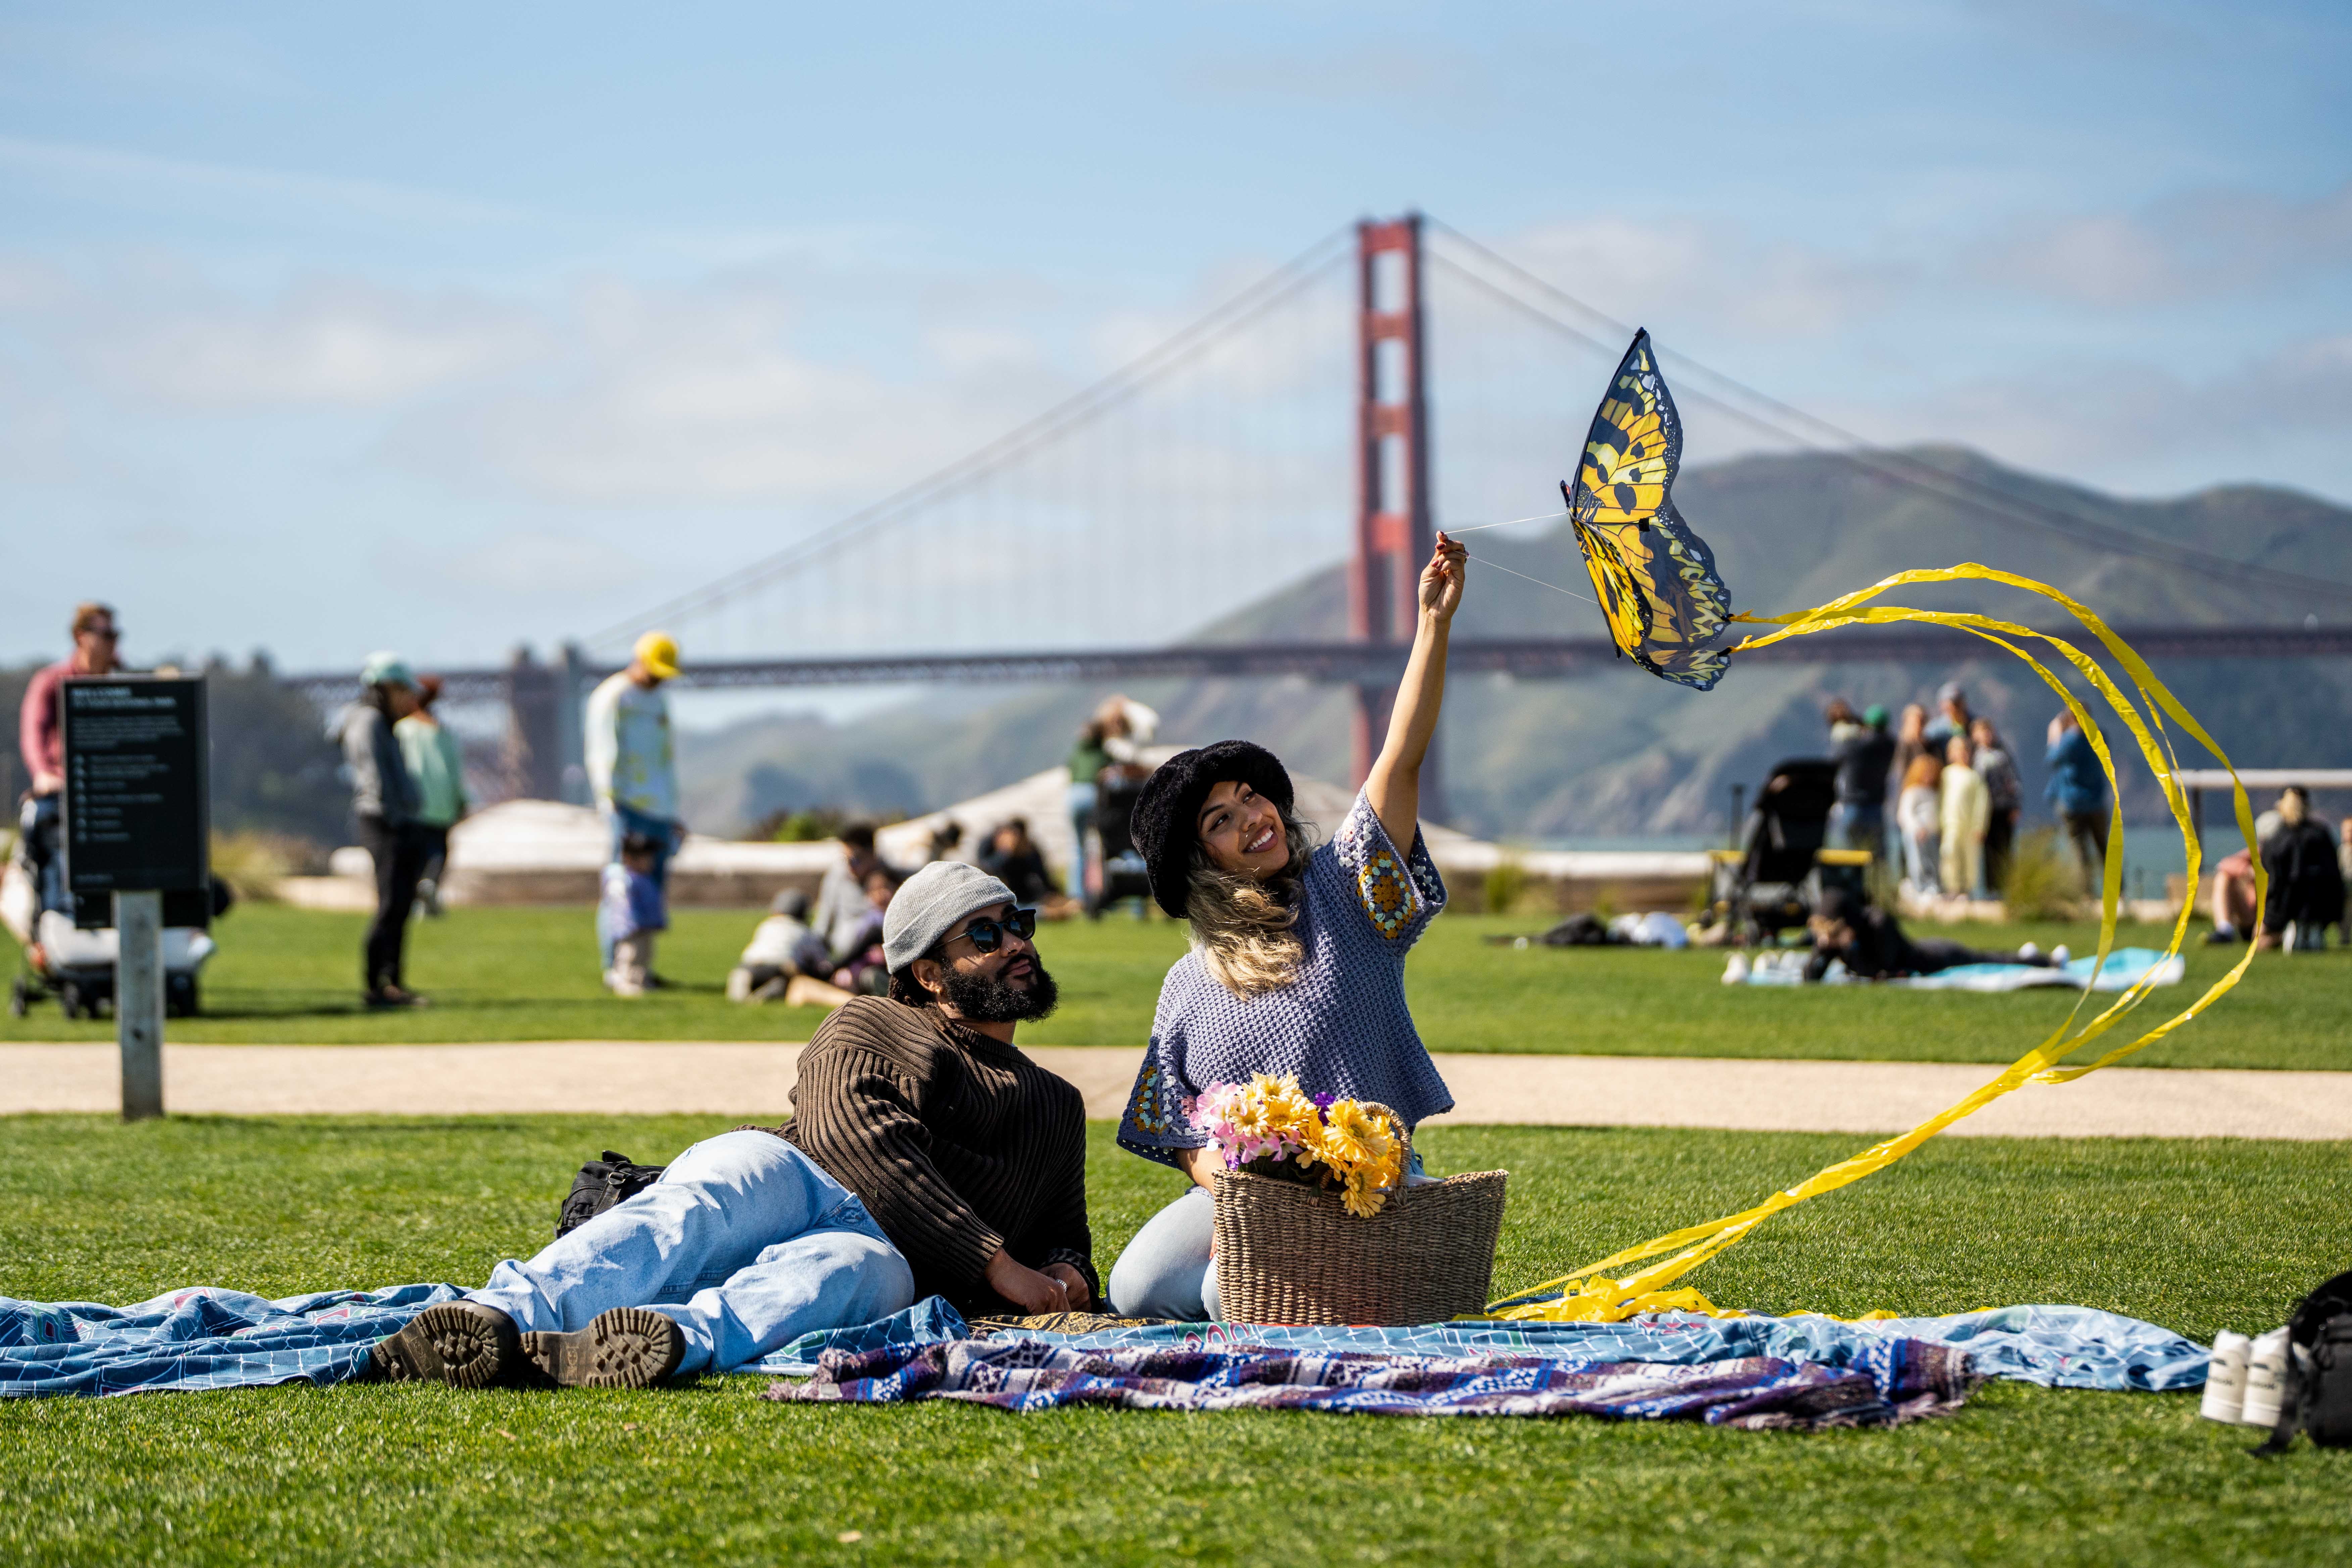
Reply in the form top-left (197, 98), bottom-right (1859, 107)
top-left (1462, 551), bottom-right (1599, 607)
top-left (1446, 508), bottom-right (1571, 536)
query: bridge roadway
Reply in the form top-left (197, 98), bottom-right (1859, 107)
top-left (281, 623), bottom-right (2352, 704)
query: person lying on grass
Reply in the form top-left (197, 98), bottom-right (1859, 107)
top-left (1106, 532), bottom-right (1466, 1321)
top-left (372, 861), bottom-right (1095, 1389)
top-left (1801, 887), bottom-right (2062, 983)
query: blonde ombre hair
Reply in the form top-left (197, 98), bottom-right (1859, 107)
top-left (1184, 807), bottom-right (1318, 998)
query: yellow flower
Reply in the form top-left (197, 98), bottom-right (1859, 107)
top-left (1340, 1177), bottom-right (1392, 1218)
top-left (1318, 1100), bottom-right (1398, 1169)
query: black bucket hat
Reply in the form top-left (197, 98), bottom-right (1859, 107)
top-left (1129, 740), bottom-right (1295, 918)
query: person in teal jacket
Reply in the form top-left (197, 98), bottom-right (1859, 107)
top-left (395, 676), bottom-right (469, 918)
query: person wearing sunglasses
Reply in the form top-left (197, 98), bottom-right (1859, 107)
top-left (16, 602), bottom-right (124, 921)
top-left (372, 861), bottom-right (1092, 1390)
top-left (787, 861), bottom-right (1094, 1318)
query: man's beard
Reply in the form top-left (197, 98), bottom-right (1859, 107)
top-left (940, 960), bottom-right (1060, 1023)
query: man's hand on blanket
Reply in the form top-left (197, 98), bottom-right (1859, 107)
top-left (1044, 1264), bottom-right (1093, 1312)
top-left (984, 1247), bottom-right (1091, 1314)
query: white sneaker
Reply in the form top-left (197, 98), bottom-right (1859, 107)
top-left (2017, 942), bottom-right (2041, 960)
top-left (1722, 954), bottom-right (1750, 985)
top-left (2050, 944), bottom-right (2072, 965)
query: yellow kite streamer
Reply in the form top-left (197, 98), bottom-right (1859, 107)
top-left (1486, 565), bottom-right (2264, 1323)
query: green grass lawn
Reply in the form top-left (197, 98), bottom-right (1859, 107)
top-left (1, 1115), bottom-right (2346, 1566)
top-left (5, 903), bottom-right (2344, 1070)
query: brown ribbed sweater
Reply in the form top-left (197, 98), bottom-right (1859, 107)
top-left (778, 995), bottom-right (1095, 1314)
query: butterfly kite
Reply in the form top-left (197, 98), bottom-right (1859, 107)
top-left (1562, 330), bottom-right (1735, 691)
top-left (1477, 327), bottom-right (2268, 1324)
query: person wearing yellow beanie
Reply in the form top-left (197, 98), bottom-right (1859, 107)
top-left (585, 632), bottom-right (684, 988)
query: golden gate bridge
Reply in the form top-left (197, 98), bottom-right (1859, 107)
top-left (282, 213), bottom-right (2352, 803)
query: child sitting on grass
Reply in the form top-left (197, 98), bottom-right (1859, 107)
top-left (599, 833), bottom-right (668, 998)
top-left (726, 888), bottom-right (853, 1008)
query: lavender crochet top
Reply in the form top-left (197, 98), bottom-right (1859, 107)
top-left (1116, 789), bottom-right (1453, 1170)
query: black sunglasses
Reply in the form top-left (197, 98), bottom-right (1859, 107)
top-left (946, 908), bottom-right (1037, 955)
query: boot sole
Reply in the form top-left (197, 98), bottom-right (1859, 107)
top-left (520, 1308), bottom-right (685, 1388)
top-left (371, 1303), bottom-right (520, 1388)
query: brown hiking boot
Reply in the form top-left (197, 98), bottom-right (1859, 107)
top-left (370, 1301), bottom-right (521, 1387)
top-left (519, 1308), bottom-right (686, 1388)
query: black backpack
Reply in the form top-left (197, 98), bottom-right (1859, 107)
top-left (555, 1151), bottom-right (667, 1239)
top-left (2255, 1269), bottom-right (2352, 1454)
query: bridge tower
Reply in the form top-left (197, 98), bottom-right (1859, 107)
top-left (1349, 213), bottom-right (1441, 816)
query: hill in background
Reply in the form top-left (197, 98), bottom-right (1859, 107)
top-left (680, 446), bottom-right (2352, 841)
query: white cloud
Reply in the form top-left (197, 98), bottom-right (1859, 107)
top-left (389, 272), bottom-right (1076, 505)
top-left (1971, 180), bottom-right (2352, 307)
top-left (92, 280), bottom-right (545, 409)
top-left (1496, 215), bottom-right (1913, 340)
top-left (1845, 332), bottom-right (2352, 475)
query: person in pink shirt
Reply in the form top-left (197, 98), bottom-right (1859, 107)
top-left (16, 602), bottom-right (123, 924)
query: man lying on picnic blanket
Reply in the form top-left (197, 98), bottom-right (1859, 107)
top-left (1803, 888), bottom-right (2061, 983)
top-left (372, 861), bottom-right (1094, 1390)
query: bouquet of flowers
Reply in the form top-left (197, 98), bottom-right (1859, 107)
top-left (1185, 1073), bottom-right (1406, 1218)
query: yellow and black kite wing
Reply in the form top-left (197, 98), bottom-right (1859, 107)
top-left (1563, 330), bottom-right (1734, 691)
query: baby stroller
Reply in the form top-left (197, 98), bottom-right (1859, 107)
top-left (1707, 758), bottom-right (1869, 944)
top-left (1086, 765), bottom-right (1159, 919)
top-left (4, 840), bottom-right (225, 1020)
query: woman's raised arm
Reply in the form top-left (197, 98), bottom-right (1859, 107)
top-left (1364, 532), bottom-right (1467, 850)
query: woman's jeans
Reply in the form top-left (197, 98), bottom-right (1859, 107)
top-left (467, 1130), bottom-right (915, 1374)
top-left (1107, 1152), bottom-right (1430, 1322)
top-left (1107, 1186), bottom-right (1222, 1321)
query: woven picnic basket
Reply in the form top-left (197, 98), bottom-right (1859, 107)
top-left (1211, 1104), bottom-right (1507, 1326)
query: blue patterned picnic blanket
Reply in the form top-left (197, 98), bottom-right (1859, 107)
top-left (933, 1305), bottom-right (2210, 1393)
top-left (0, 1284), bottom-right (464, 1398)
top-left (763, 1334), bottom-right (1980, 1428)
top-left (2, 1286), bottom-right (2204, 1399)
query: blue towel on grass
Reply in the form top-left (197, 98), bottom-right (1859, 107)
top-left (1890, 947), bottom-right (2186, 992)
top-left (2, 1287), bottom-right (2203, 1398)
top-left (0, 1284), bottom-right (464, 1398)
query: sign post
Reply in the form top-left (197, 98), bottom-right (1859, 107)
top-left (61, 677), bottom-right (209, 1122)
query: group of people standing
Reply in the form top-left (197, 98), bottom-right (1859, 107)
top-left (333, 629), bottom-right (687, 1006)
top-left (1825, 681), bottom-right (2101, 900)
top-left (368, 531), bottom-right (1474, 1388)
top-left (331, 654), bottom-right (470, 1007)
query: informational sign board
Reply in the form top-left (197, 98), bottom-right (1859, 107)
top-left (61, 676), bottom-right (210, 930)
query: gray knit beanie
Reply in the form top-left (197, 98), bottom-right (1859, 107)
top-left (882, 861), bottom-right (1019, 974)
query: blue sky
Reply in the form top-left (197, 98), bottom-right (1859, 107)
top-left (3, 0), bottom-right (2347, 680)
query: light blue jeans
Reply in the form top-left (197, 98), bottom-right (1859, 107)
top-left (467, 1130), bottom-right (914, 1374)
top-left (1107, 1151), bottom-right (1428, 1321)
top-left (1106, 1186), bottom-right (1223, 1321)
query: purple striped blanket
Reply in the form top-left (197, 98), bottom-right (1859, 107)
top-left (764, 1334), bottom-right (1979, 1428)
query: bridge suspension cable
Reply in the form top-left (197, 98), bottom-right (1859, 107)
top-left (1424, 218), bottom-right (2352, 605)
top-left (585, 222), bottom-right (1359, 653)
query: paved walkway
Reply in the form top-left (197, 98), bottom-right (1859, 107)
top-left (5, 1043), bottom-right (2347, 1139)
